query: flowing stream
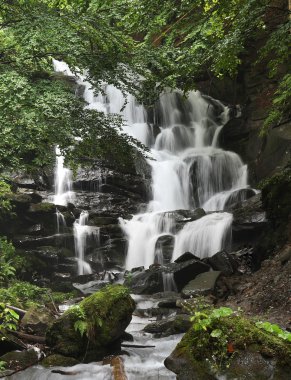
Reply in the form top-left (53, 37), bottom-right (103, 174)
top-left (12, 60), bottom-right (254, 379)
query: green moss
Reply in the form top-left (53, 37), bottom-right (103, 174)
top-left (176, 313), bottom-right (291, 373)
top-left (46, 284), bottom-right (135, 359)
top-left (0, 281), bottom-right (76, 309)
top-left (29, 202), bottom-right (56, 213)
top-left (41, 354), bottom-right (79, 368)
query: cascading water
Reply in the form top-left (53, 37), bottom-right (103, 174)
top-left (121, 90), bottom-right (249, 269)
top-left (13, 61), bottom-right (255, 380)
top-left (53, 147), bottom-right (75, 206)
top-left (52, 59), bottom-right (251, 272)
top-left (74, 211), bottom-right (100, 275)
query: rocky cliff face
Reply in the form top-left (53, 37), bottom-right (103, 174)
top-left (195, 0), bottom-right (290, 186)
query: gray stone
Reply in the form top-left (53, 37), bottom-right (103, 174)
top-left (181, 271), bottom-right (221, 298)
top-left (144, 314), bottom-right (191, 336)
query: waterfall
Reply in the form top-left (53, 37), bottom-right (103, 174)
top-left (74, 211), bottom-right (100, 275)
top-left (120, 91), bottom-right (250, 269)
top-left (53, 147), bottom-right (74, 206)
top-left (52, 59), bottom-right (251, 272)
top-left (162, 273), bottom-right (178, 292)
top-left (56, 209), bottom-right (67, 234)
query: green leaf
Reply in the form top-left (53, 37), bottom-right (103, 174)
top-left (210, 329), bottom-right (222, 338)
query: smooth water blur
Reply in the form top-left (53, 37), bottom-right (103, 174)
top-left (121, 90), bottom-right (249, 269)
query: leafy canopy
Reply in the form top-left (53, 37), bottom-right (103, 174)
top-left (0, 0), bottom-right (290, 174)
top-left (0, 0), bottom-right (144, 174)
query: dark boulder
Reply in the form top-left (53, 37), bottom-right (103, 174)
top-left (174, 252), bottom-right (201, 263)
top-left (206, 250), bottom-right (237, 275)
top-left (232, 193), bottom-right (268, 249)
top-left (125, 259), bottom-right (210, 294)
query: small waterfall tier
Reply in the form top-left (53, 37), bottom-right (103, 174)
top-left (121, 90), bottom-right (251, 269)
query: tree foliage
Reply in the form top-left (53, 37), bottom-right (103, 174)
top-left (0, 0), bottom-right (143, 174)
top-left (0, 0), bottom-right (290, 174)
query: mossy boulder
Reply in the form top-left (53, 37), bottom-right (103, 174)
top-left (0, 349), bottom-right (39, 371)
top-left (165, 310), bottom-right (291, 380)
top-left (40, 354), bottom-right (79, 368)
top-left (20, 306), bottom-right (55, 335)
top-left (46, 284), bottom-right (135, 360)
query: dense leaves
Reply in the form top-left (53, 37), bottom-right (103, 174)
top-left (0, 0), bottom-right (142, 174)
top-left (0, 0), bottom-right (290, 173)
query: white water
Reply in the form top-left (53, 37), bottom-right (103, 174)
top-left (121, 90), bottom-right (249, 269)
top-left (74, 211), bottom-right (100, 275)
top-left (10, 296), bottom-right (180, 380)
top-left (52, 59), bottom-right (252, 272)
top-left (56, 209), bottom-right (67, 234)
top-left (53, 147), bottom-right (75, 206)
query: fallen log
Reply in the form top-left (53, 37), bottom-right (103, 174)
top-left (9, 330), bottom-right (46, 344)
top-left (5, 305), bottom-right (27, 318)
top-left (121, 343), bottom-right (155, 348)
top-left (51, 370), bottom-right (80, 375)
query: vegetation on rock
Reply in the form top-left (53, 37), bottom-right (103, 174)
top-left (166, 299), bottom-right (291, 378)
top-left (46, 284), bottom-right (135, 359)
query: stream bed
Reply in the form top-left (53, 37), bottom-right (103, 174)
top-left (8, 296), bottom-right (181, 380)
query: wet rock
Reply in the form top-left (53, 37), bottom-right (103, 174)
top-left (13, 233), bottom-right (74, 250)
top-left (40, 354), bottom-right (79, 368)
top-left (144, 314), bottom-right (191, 337)
top-left (181, 271), bottom-right (221, 298)
top-left (229, 247), bottom-right (254, 274)
top-left (158, 297), bottom-right (181, 308)
top-left (72, 280), bottom-right (110, 295)
top-left (28, 202), bottom-right (56, 218)
top-left (125, 266), bottom-right (164, 294)
top-left (135, 307), bottom-right (178, 319)
top-left (171, 260), bottom-right (210, 292)
top-left (261, 165), bottom-right (291, 226)
top-left (163, 208), bottom-right (206, 231)
top-left (16, 246), bottom-right (75, 280)
top-left (232, 194), bottom-right (268, 249)
top-left (90, 237), bottom-right (127, 269)
top-left (174, 252), bottom-right (201, 263)
top-left (154, 235), bottom-right (175, 264)
top-left (46, 285), bottom-right (135, 360)
top-left (206, 250), bottom-right (237, 275)
top-left (125, 259), bottom-right (210, 294)
top-left (224, 188), bottom-right (256, 209)
top-left (74, 167), bottom-right (148, 200)
top-left (8, 193), bottom-right (40, 214)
